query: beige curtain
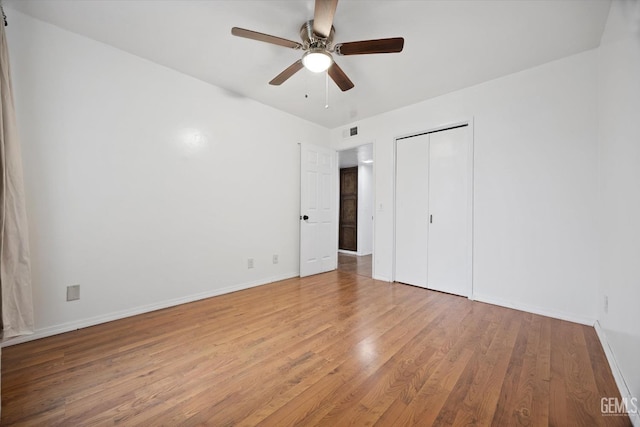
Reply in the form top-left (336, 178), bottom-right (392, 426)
top-left (0, 7), bottom-right (34, 341)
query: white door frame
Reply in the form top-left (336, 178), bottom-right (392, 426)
top-left (392, 118), bottom-right (474, 299)
top-left (336, 142), bottom-right (376, 278)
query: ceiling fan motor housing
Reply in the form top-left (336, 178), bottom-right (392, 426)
top-left (300, 20), bottom-right (335, 51)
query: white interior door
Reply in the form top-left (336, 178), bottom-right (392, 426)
top-left (300, 142), bottom-right (337, 277)
top-left (395, 134), bottom-right (429, 287)
top-left (427, 126), bottom-right (471, 296)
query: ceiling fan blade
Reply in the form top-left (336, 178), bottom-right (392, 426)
top-left (335, 37), bottom-right (405, 55)
top-left (269, 60), bottom-right (304, 85)
top-left (313, 0), bottom-right (339, 39)
top-left (231, 27), bottom-right (302, 50)
top-left (328, 62), bottom-right (354, 92)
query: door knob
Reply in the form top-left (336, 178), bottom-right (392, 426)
top-left (302, 215), bottom-right (309, 220)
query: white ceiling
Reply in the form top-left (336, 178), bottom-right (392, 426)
top-left (5, 0), bottom-right (611, 129)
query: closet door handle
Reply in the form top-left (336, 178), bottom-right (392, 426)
top-left (430, 214), bottom-right (433, 224)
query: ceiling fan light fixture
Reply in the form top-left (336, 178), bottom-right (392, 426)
top-left (302, 49), bottom-right (333, 73)
top-left (231, 0), bottom-right (405, 90)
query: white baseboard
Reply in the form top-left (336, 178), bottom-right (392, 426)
top-left (1, 272), bottom-right (298, 348)
top-left (338, 249), bottom-right (358, 255)
top-left (338, 250), bottom-right (372, 257)
top-left (472, 293), bottom-right (596, 326)
top-left (595, 321), bottom-right (640, 426)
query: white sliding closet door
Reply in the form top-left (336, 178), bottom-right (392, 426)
top-left (427, 126), bottom-right (470, 296)
top-left (395, 125), bottom-right (471, 297)
top-left (395, 134), bottom-right (429, 287)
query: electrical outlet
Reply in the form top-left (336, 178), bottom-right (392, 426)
top-left (248, 258), bottom-right (254, 269)
top-left (67, 285), bottom-right (80, 301)
top-left (604, 295), bottom-right (608, 314)
top-left (273, 254), bottom-right (279, 264)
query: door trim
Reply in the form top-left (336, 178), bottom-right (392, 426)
top-left (392, 118), bottom-right (474, 299)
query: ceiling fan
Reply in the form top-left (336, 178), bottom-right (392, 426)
top-left (231, 0), bottom-right (404, 92)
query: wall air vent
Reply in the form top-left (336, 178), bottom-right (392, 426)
top-left (342, 126), bottom-right (358, 138)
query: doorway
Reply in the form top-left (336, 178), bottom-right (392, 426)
top-left (337, 143), bottom-right (374, 278)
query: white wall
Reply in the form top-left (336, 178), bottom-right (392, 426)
top-left (5, 11), bottom-right (330, 341)
top-left (331, 49), bottom-right (600, 324)
top-left (357, 163), bottom-right (373, 256)
top-left (597, 0), bottom-right (640, 413)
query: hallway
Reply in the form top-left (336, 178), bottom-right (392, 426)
top-left (337, 253), bottom-right (372, 278)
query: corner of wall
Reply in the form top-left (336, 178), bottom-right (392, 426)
top-left (595, 321), bottom-right (640, 426)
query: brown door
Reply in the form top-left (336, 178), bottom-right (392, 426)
top-left (339, 167), bottom-right (358, 251)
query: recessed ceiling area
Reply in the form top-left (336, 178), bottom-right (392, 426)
top-left (4, 0), bottom-right (612, 129)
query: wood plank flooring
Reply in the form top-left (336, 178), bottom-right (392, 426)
top-left (1, 271), bottom-right (630, 426)
top-left (337, 253), bottom-right (372, 278)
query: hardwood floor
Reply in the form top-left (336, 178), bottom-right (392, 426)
top-left (338, 253), bottom-right (372, 278)
top-left (2, 271), bottom-right (630, 426)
